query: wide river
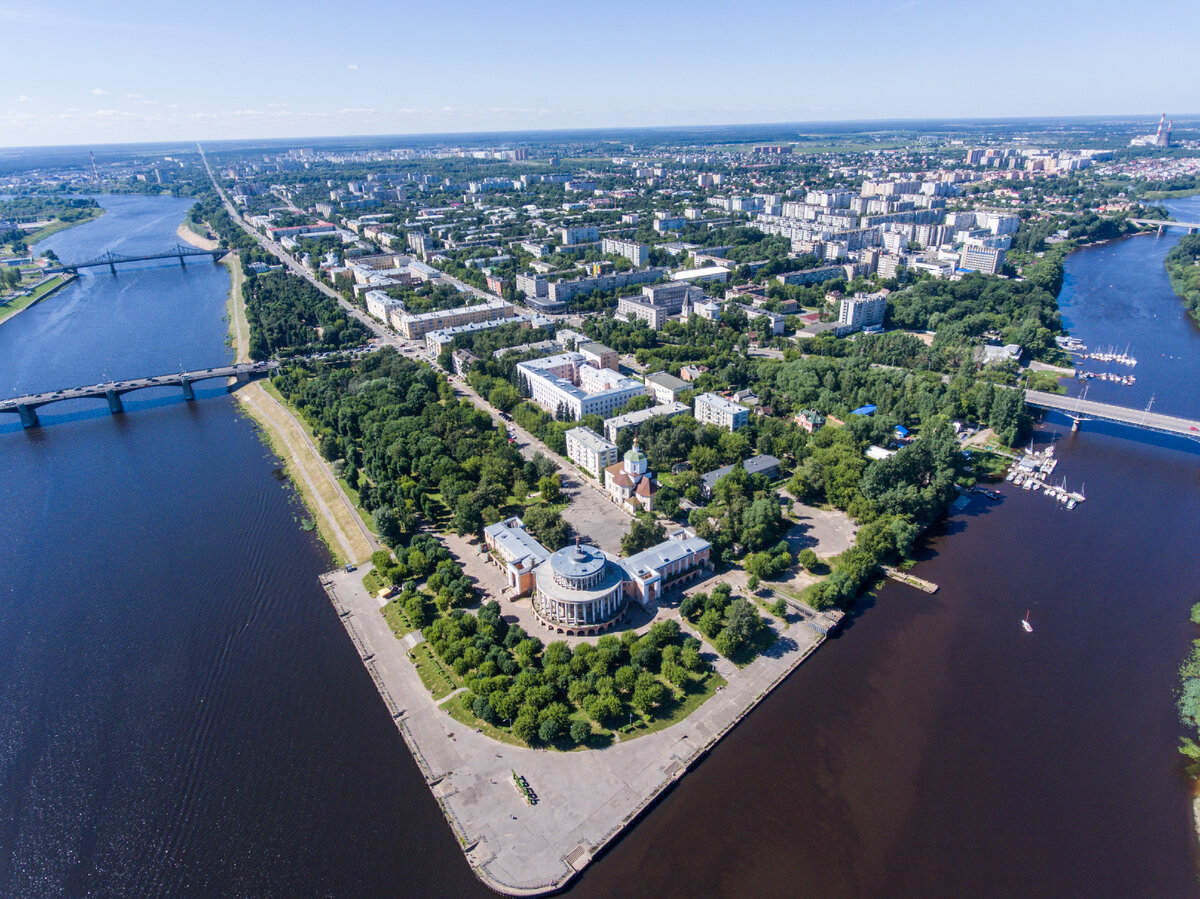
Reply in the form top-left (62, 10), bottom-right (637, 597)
top-left (1, 194), bottom-right (1198, 897)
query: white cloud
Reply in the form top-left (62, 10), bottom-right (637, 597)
top-left (346, 63), bottom-right (359, 71)
top-left (16, 95), bottom-right (32, 103)
top-left (337, 107), bottom-right (375, 115)
top-left (92, 87), bottom-right (108, 95)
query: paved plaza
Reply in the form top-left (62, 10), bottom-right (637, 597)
top-left (322, 567), bottom-right (825, 895)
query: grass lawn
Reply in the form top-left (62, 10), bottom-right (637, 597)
top-left (25, 208), bottom-right (104, 245)
top-left (441, 692), bottom-right (527, 747)
top-left (382, 598), bottom-right (417, 639)
top-left (970, 450), bottom-right (1013, 480)
top-left (409, 642), bottom-right (461, 700)
top-left (619, 669), bottom-right (726, 739)
top-left (362, 568), bottom-right (384, 596)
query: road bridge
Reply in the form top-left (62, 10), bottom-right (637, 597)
top-left (0, 362), bottom-right (279, 428)
top-left (1129, 218), bottom-right (1200, 236)
top-left (45, 245), bottom-right (228, 274)
top-left (1024, 389), bottom-right (1200, 442)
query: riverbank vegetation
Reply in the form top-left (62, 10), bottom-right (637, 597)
top-left (1177, 603), bottom-right (1200, 778)
top-left (1, 196), bottom-right (103, 253)
top-left (1164, 234), bottom-right (1200, 324)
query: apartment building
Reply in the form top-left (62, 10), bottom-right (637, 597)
top-left (565, 427), bottom-right (620, 479)
top-left (644, 371), bottom-right (688, 404)
top-left (393, 299), bottom-right (513, 340)
top-left (959, 244), bottom-right (1006, 274)
top-left (561, 225), bottom-right (600, 246)
top-left (837, 291), bottom-right (888, 334)
top-left (694, 393), bottom-right (749, 431)
top-left (601, 237), bottom-right (649, 266)
top-left (603, 401), bottom-right (690, 443)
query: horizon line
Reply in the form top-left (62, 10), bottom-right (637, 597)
top-left (3, 111), bottom-right (1198, 154)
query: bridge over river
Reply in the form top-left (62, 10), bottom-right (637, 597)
top-left (0, 362), bottom-right (279, 428)
top-left (45, 245), bottom-right (228, 274)
top-left (1129, 218), bottom-right (1200, 236)
top-left (1024, 388), bottom-right (1200, 442)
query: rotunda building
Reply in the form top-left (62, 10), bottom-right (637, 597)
top-left (533, 541), bottom-right (628, 635)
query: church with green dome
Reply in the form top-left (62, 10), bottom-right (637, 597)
top-left (603, 439), bottom-right (658, 513)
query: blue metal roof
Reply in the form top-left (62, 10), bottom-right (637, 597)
top-left (851, 404), bottom-right (877, 416)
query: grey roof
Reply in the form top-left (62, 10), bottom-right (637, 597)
top-left (646, 371), bottom-right (687, 392)
top-left (623, 534), bottom-right (711, 578)
top-left (484, 519), bottom-right (551, 568)
top-left (548, 543), bottom-right (607, 580)
top-left (701, 455), bottom-right (781, 493)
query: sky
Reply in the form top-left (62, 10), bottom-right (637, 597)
top-left (0, 0), bottom-right (1195, 148)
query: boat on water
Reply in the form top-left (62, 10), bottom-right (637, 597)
top-left (1022, 611), bottom-right (1033, 633)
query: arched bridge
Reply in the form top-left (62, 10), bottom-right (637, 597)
top-left (1025, 389), bottom-right (1200, 442)
top-left (45, 245), bottom-right (228, 274)
top-left (0, 361), bottom-right (279, 428)
top-left (1129, 219), bottom-right (1200, 236)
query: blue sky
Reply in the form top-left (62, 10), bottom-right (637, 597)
top-left (0, 0), bottom-right (1195, 147)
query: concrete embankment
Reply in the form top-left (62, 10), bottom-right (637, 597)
top-left (320, 566), bottom-right (829, 895)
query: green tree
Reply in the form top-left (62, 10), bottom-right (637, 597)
top-left (631, 672), bottom-right (666, 712)
top-left (569, 718), bottom-right (592, 744)
top-left (538, 474), bottom-right (563, 503)
top-left (621, 514), bottom-right (666, 555)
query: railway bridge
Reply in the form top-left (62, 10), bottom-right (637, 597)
top-left (44, 245), bottom-right (228, 274)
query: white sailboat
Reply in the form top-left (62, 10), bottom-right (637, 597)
top-left (1021, 611), bottom-right (1033, 633)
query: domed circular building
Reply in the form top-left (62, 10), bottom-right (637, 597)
top-left (533, 541), bottom-right (628, 635)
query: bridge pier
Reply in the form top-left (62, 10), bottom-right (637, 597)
top-left (181, 377), bottom-right (195, 401)
top-left (17, 403), bottom-right (39, 429)
top-left (178, 254), bottom-right (187, 268)
top-left (1158, 224), bottom-right (1165, 237)
top-left (108, 261), bottom-right (117, 275)
top-left (106, 390), bottom-right (124, 415)
top-left (1070, 417), bottom-right (1082, 432)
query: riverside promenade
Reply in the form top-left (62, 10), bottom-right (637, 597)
top-left (321, 568), bottom-right (827, 895)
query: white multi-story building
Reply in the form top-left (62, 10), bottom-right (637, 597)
top-left (641, 280), bottom-right (697, 312)
top-left (561, 225), bottom-right (600, 246)
top-left (515, 272), bottom-right (548, 300)
top-left (394, 299), bottom-right (514, 340)
top-left (565, 427), bottom-right (620, 479)
top-left (694, 393), bottom-right (749, 431)
top-left (424, 315), bottom-right (530, 356)
top-left (644, 371), bottom-right (688, 404)
top-left (603, 402), bottom-right (690, 443)
top-left (837, 291), bottom-right (888, 334)
top-left (959, 244), bottom-right (1006, 274)
top-left (601, 237), bottom-right (649, 266)
top-left (365, 289), bottom-right (403, 323)
top-left (517, 353), bottom-right (649, 421)
top-left (616, 296), bottom-right (671, 330)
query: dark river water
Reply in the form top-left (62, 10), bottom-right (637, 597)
top-left (1, 194), bottom-right (1198, 898)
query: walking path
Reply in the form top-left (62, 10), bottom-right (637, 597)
top-left (209, 224), bottom-right (375, 565)
top-left (236, 384), bottom-right (376, 564)
top-left (321, 567), bottom-right (825, 895)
